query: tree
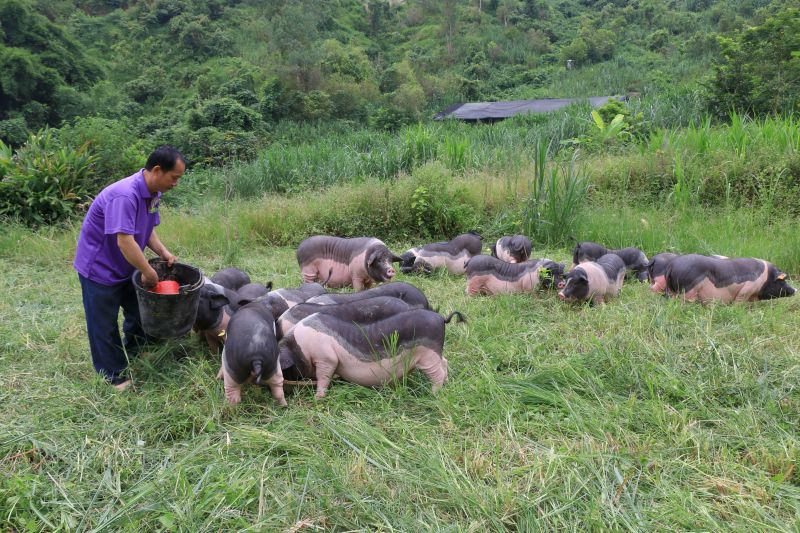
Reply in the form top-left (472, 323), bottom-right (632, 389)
top-left (709, 7), bottom-right (800, 115)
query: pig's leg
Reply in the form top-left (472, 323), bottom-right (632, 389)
top-left (466, 278), bottom-right (483, 296)
top-left (313, 352), bottom-right (339, 399)
top-left (301, 266), bottom-right (319, 284)
top-left (264, 367), bottom-right (287, 406)
top-left (414, 347), bottom-right (447, 393)
top-left (222, 369), bottom-right (243, 404)
top-left (217, 350), bottom-right (224, 379)
top-left (593, 294), bottom-right (605, 304)
top-left (352, 277), bottom-right (364, 291)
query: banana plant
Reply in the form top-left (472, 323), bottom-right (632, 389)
top-left (591, 110), bottom-right (631, 144)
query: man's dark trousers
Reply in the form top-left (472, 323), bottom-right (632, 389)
top-left (78, 274), bottom-right (151, 384)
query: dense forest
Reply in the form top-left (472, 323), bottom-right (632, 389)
top-left (1, 0), bottom-right (798, 224)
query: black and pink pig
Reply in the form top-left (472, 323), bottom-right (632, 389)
top-left (297, 236), bottom-right (402, 291)
top-left (572, 241), bottom-right (649, 282)
top-left (465, 255), bottom-right (564, 296)
top-left (559, 253), bottom-right (626, 304)
top-left (279, 310), bottom-right (464, 398)
top-left (490, 235), bottom-right (532, 264)
top-left (400, 232), bottom-right (483, 275)
top-left (664, 254), bottom-right (795, 303)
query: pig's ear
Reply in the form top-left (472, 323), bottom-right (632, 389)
top-left (265, 281), bottom-right (273, 291)
top-left (777, 273), bottom-right (787, 281)
top-left (391, 254), bottom-right (403, 263)
top-left (278, 345), bottom-right (295, 370)
top-left (209, 293), bottom-right (229, 310)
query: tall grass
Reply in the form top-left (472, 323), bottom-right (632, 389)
top-left (522, 142), bottom-right (589, 245)
top-left (3, 207), bottom-right (800, 530)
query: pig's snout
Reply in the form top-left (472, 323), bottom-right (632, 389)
top-left (558, 291), bottom-right (566, 301)
top-left (557, 280), bottom-right (566, 289)
top-left (386, 267), bottom-right (396, 278)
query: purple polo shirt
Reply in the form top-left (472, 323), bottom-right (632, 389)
top-left (74, 169), bottom-right (160, 285)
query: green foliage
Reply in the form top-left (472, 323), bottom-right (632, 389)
top-left (521, 141), bottom-right (588, 246)
top-left (709, 6), bottom-right (800, 116)
top-left (56, 116), bottom-right (146, 184)
top-left (0, 117), bottom-right (29, 145)
top-left (0, 0), bottom-right (101, 122)
top-left (0, 129), bottom-right (98, 225)
top-left (368, 107), bottom-right (407, 132)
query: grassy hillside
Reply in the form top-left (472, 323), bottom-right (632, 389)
top-left (2, 217), bottom-right (799, 530)
top-left (2, 0), bottom-right (787, 161)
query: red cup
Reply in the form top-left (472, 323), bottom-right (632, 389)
top-left (152, 280), bottom-right (180, 295)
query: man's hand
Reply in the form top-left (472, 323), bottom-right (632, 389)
top-left (160, 250), bottom-right (176, 267)
top-left (141, 266), bottom-right (159, 288)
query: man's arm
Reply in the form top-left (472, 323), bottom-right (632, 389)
top-left (117, 234), bottom-right (159, 288)
top-left (147, 231), bottom-right (176, 267)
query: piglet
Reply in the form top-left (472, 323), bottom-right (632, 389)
top-left (400, 231), bottom-right (483, 275)
top-left (306, 281), bottom-right (430, 310)
top-left (465, 255), bottom-right (564, 296)
top-left (647, 253), bottom-right (678, 293)
top-left (664, 254), bottom-right (795, 303)
top-left (276, 295), bottom-right (420, 339)
top-left (573, 241), bottom-right (649, 282)
top-left (220, 302), bottom-right (286, 405)
top-left (194, 281), bottom-right (237, 352)
top-left (297, 236), bottom-right (401, 291)
top-left (491, 235), bottom-right (532, 263)
top-left (559, 253), bottom-right (626, 304)
top-left (210, 268), bottom-right (251, 291)
top-left (279, 310), bottom-right (464, 398)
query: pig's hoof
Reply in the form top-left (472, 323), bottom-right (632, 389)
top-left (315, 390), bottom-right (327, 399)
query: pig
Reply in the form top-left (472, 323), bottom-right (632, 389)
top-left (306, 281), bottom-right (430, 310)
top-left (559, 253), bottom-right (626, 304)
top-left (399, 231), bottom-right (483, 275)
top-left (254, 283), bottom-right (329, 320)
top-left (647, 253), bottom-right (679, 293)
top-left (194, 281), bottom-right (238, 352)
top-left (465, 255), bottom-right (565, 296)
top-left (490, 235), bottom-right (532, 264)
top-left (210, 268), bottom-right (251, 291)
top-left (220, 301), bottom-right (286, 406)
top-left (664, 254), bottom-right (795, 303)
top-left (228, 282), bottom-right (272, 311)
top-left (276, 296), bottom-right (421, 339)
top-left (278, 310), bottom-right (465, 398)
top-left (297, 236), bottom-right (402, 291)
top-left (572, 241), bottom-right (649, 282)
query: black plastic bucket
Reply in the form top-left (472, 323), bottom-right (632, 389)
top-left (132, 259), bottom-right (204, 339)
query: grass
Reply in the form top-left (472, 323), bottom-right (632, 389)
top-left (2, 204), bottom-right (800, 530)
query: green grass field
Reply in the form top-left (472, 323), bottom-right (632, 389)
top-left (2, 219), bottom-right (799, 531)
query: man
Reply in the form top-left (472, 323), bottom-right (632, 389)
top-left (74, 145), bottom-right (186, 390)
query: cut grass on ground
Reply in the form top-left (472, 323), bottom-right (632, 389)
top-left (1, 226), bottom-right (799, 531)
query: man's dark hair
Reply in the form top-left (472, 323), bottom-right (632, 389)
top-left (145, 145), bottom-right (186, 171)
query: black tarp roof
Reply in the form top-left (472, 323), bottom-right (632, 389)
top-left (434, 95), bottom-right (625, 121)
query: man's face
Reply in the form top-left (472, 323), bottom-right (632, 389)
top-left (153, 159), bottom-right (185, 193)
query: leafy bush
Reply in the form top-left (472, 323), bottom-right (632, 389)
top-left (708, 6), bottom-right (800, 116)
top-left (57, 117), bottom-right (147, 186)
top-left (0, 130), bottom-right (98, 225)
top-left (0, 117), bottom-right (29, 146)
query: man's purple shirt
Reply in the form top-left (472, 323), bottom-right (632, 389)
top-left (74, 169), bottom-right (161, 285)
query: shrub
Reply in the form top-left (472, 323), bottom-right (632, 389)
top-left (0, 130), bottom-right (98, 225)
top-left (0, 118), bottom-right (29, 146)
top-left (57, 117), bottom-right (147, 186)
